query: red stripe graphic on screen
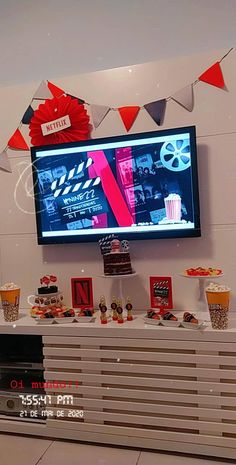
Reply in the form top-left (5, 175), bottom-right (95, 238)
top-left (88, 161), bottom-right (108, 228)
top-left (115, 147), bottom-right (136, 224)
top-left (87, 150), bottom-right (133, 226)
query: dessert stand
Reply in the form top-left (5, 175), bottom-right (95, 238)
top-left (180, 273), bottom-right (224, 317)
top-left (100, 272), bottom-right (137, 308)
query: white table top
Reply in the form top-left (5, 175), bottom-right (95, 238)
top-left (0, 309), bottom-right (236, 342)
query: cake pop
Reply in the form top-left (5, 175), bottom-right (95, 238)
top-left (125, 297), bottom-right (133, 321)
top-left (99, 295), bottom-right (108, 324)
top-left (116, 299), bottom-right (124, 324)
top-left (111, 297), bottom-right (118, 321)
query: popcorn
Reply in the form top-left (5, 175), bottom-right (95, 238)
top-left (0, 282), bottom-right (19, 291)
top-left (209, 308), bottom-right (228, 329)
top-left (165, 193), bottom-right (181, 200)
top-left (206, 283), bottom-right (230, 292)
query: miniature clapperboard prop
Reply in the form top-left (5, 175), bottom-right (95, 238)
top-left (51, 158), bottom-right (108, 226)
top-left (149, 276), bottom-right (173, 309)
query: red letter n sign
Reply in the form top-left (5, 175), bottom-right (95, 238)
top-left (71, 277), bottom-right (93, 309)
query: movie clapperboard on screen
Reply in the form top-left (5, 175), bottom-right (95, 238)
top-left (51, 158), bottom-right (108, 225)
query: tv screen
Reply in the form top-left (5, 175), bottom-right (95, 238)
top-left (31, 126), bottom-right (201, 244)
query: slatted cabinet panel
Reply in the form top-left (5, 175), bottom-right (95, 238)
top-left (43, 336), bottom-right (236, 451)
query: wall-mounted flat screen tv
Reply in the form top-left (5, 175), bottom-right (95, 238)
top-left (31, 126), bottom-right (201, 244)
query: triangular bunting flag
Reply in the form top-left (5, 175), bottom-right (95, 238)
top-left (33, 80), bottom-right (53, 100)
top-left (199, 62), bottom-right (225, 89)
top-left (144, 99), bottom-right (166, 126)
top-left (91, 104), bottom-right (110, 128)
top-left (0, 150), bottom-right (11, 172)
top-left (172, 84), bottom-right (194, 112)
top-left (67, 94), bottom-right (85, 104)
top-left (8, 129), bottom-right (29, 150)
top-left (118, 106), bottom-right (140, 132)
top-left (47, 81), bottom-right (65, 98)
top-left (22, 105), bottom-right (34, 124)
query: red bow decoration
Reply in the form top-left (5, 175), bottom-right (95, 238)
top-left (29, 95), bottom-right (91, 146)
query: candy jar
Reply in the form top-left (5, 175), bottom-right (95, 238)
top-left (126, 297), bottom-right (133, 321)
top-left (111, 297), bottom-right (118, 321)
top-left (116, 300), bottom-right (124, 324)
top-left (99, 295), bottom-right (108, 324)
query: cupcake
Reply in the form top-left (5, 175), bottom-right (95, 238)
top-left (183, 312), bottom-right (198, 324)
top-left (162, 312), bottom-right (178, 321)
top-left (146, 310), bottom-right (160, 320)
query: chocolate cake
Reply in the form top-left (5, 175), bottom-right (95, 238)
top-left (103, 251), bottom-right (132, 275)
top-left (99, 236), bottom-right (133, 276)
top-left (38, 285), bottom-right (58, 295)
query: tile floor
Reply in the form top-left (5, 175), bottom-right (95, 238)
top-left (0, 434), bottom-right (233, 465)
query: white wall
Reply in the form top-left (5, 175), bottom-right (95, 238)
top-left (0, 48), bottom-right (236, 311)
top-left (1, 0), bottom-right (236, 86)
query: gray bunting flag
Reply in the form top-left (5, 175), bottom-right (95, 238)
top-left (22, 105), bottom-right (34, 124)
top-left (0, 150), bottom-right (12, 173)
top-left (172, 84), bottom-right (194, 112)
top-left (33, 80), bottom-right (53, 100)
top-left (144, 99), bottom-right (166, 126)
top-left (91, 104), bottom-right (110, 128)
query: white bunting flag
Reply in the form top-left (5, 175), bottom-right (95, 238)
top-left (33, 80), bottom-right (54, 100)
top-left (0, 150), bottom-right (12, 173)
top-left (91, 104), bottom-right (110, 128)
top-left (172, 84), bottom-right (194, 112)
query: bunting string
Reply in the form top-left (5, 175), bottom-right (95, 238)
top-left (0, 48), bottom-right (234, 173)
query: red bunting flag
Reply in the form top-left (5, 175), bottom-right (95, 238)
top-left (118, 106), bottom-right (140, 132)
top-left (47, 81), bottom-right (65, 98)
top-left (8, 129), bottom-right (29, 150)
top-left (198, 62), bottom-right (225, 89)
top-left (67, 93), bottom-right (85, 104)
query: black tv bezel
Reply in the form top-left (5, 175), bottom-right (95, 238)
top-left (30, 125), bottom-right (201, 245)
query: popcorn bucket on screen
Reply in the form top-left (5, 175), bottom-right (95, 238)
top-left (164, 194), bottom-right (181, 221)
top-left (0, 287), bottom-right (20, 322)
top-left (206, 286), bottom-right (230, 330)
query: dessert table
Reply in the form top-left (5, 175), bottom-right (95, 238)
top-left (1, 311), bottom-right (236, 460)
